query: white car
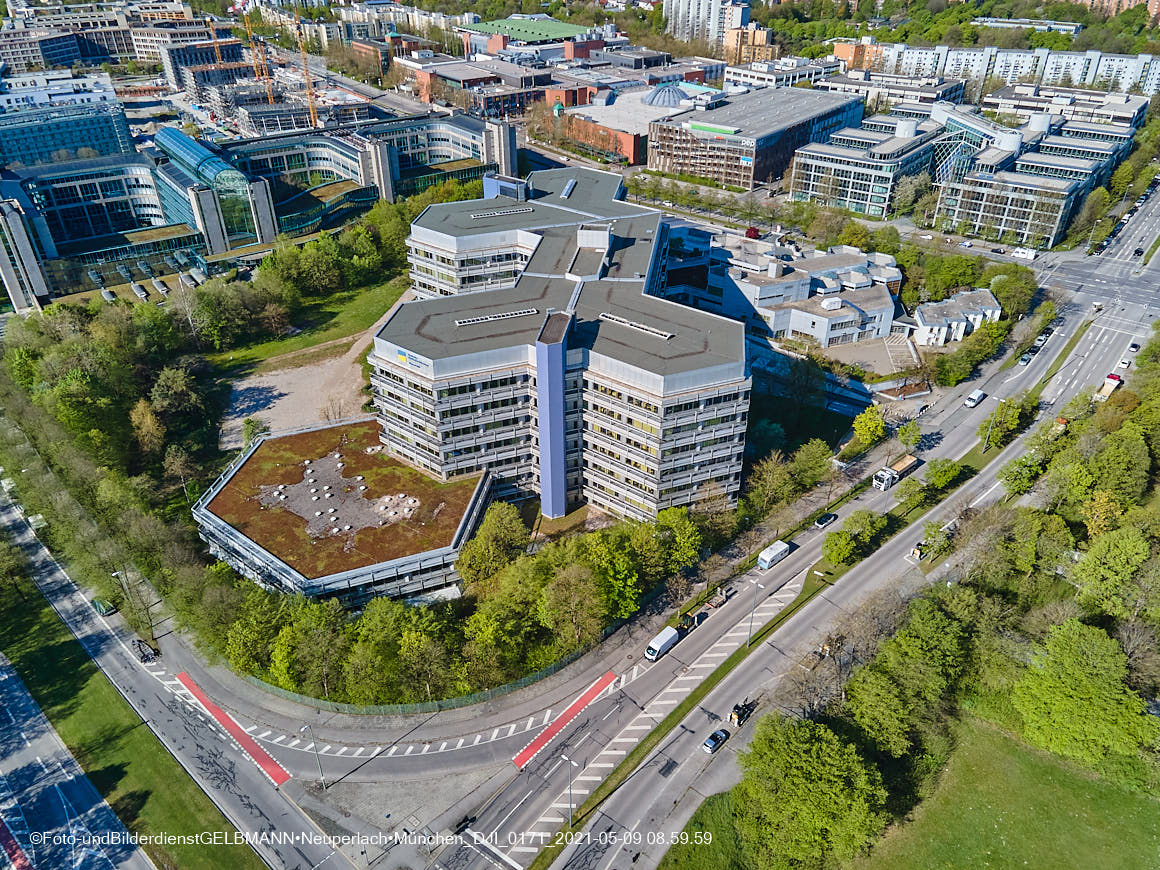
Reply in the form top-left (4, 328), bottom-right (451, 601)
top-left (958, 240), bottom-right (973, 248)
top-left (920, 234), bottom-right (934, 240)
top-left (1118, 358), bottom-right (1131, 369)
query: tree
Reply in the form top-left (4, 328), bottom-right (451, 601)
top-left (1083, 490), bottom-right (1123, 539)
top-left (893, 172), bottom-right (931, 214)
top-left (748, 450), bottom-right (794, 514)
top-left (896, 419), bottom-right (921, 453)
top-left (846, 664), bottom-right (912, 755)
top-left (838, 219), bottom-right (872, 250)
top-left (747, 419), bottom-right (786, 458)
top-left (823, 530), bottom-right (857, 566)
top-left (977, 400), bottom-right (1023, 448)
top-left (241, 416), bottom-right (269, 448)
top-left (871, 225), bottom-right (901, 255)
top-left (1013, 619), bottom-right (1159, 767)
top-left (128, 398), bottom-right (165, 454)
top-left (1088, 423), bottom-right (1151, 507)
top-left (788, 439), bottom-right (833, 491)
top-left (1072, 526), bottom-right (1154, 621)
top-left (894, 476), bottom-right (926, 513)
top-left (454, 501), bottom-right (530, 594)
top-left (268, 598), bottom-right (352, 699)
top-left (225, 586), bottom-right (287, 676)
top-left (999, 453), bottom-right (1044, 495)
top-left (924, 458), bottom-right (961, 491)
top-left (539, 564), bottom-right (606, 649)
top-left (842, 509), bottom-right (888, 556)
top-left (397, 628), bottom-right (449, 701)
top-left (736, 716), bottom-right (887, 870)
top-left (852, 405), bottom-right (886, 447)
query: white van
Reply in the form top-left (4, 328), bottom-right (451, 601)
top-left (964, 389), bottom-right (986, 408)
top-left (644, 626), bottom-right (680, 662)
top-left (757, 540), bottom-right (791, 571)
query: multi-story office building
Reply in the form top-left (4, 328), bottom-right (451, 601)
top-left (0, 199), bottom-right (51, 312)
top-left (791, 117), bottom-right (944, 217)
top-left (159, 38), bottom-right (245, 89)
top-left (370, 168), bottom-right (750, 520)
top-left (912, 288), bottom-right (1002, 346)
top-left (722, 57), bottom-right (842, 90)
top-left (0, 71), bottom-right (118, 111)
top-left (816, 71), bottom-right (966, 106)
top-left (982, 84), bottom-right (1148, 128)
top-left (0, 28), bottom-right (81, 73)
top-left (0, 101), bottom-right (133, 168)
top-left (647, 87), bottom-right (864, 190)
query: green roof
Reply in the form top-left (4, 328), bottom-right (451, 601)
top-left (460, 16), bottom-right (589, 42)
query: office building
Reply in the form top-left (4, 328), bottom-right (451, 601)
top-left (722, 22), bottom-right (777, 65)
top-left (816, 71), bottom-right (966, 106)
top-left (0, 28), bottom-right (81, 73)
top-left (912, 288), bottom-right (1002, 346)
top-left (723, 57), bottom-right (842, 90)
top-left (159, 38), bottom-right (245, 89)
top-left (371, 168), bottom-right (750, 520)
top-left (982, 84), bottom-right (1148, 127)
top-left (0, 71), bottom-right (118, 112)
top-left (647, 87), bottom-right (864, 190)
top-left (790, 116), bottom-right (944, 217)
top-left (0, 100), bottom-right (133, 168)
top-left (970, 17), bottom-right (1083, 34)
top-left (0, 199), bottom-right (51, 312)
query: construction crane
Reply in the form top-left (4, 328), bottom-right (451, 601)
top-left (294, 11), bottom-right (318, 128)
top-left (242, 11), bottom-right (275, 104)
top-left (205, 17), bottom-right (223, 65)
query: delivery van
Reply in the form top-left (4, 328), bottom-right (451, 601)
top-left (964, 389), bottom-right (986, 408)
top-left (644, 626), bottom-right (680, 662)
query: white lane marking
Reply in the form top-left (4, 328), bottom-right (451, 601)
top-left (387, 746), bottom-right (397, 756)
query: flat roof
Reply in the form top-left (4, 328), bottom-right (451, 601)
top-left (658, 87), bottom-right (862, 139)
top-left (205, 420), bottom-right (480, 580)
top-left (379, 167), bottom-right (745, 377)
top-left (55, 222), bottom-right (199, 256)
top-left (459, 16), bottom-right (588, 42)
top-left (565, 87), bottom-right (682, 136)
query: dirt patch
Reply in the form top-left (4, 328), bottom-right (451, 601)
top-left (206, 421), bottom-right (480, 579)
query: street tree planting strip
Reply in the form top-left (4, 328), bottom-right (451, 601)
top-left (175, 673), bottom-right (291, 786)
top-left (513, 671), bottom-right (617, 770)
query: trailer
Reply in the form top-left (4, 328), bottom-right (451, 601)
top-left (1094, 374), bottom-right (1121, 402)
top-left (873, 453), bottom-right (920, 491)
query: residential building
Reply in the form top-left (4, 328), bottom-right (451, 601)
top-left (661, 0), bottom-right (748, 44)
top-left (722, 22), bottom-right (777, 65)
top-left (912, 288), bottom-right (1002, 346)
top-left (816, 71), bottom-right (966, 106)
top-left (723, 57), bottom-right (841, 90)
top-left (0, 100), bottom-right (133, 168)
top-left (336, 1), bottom-right (480, 40)
top-left (970, 17), bottom-right (1083, 34)
top-left (371, 168), bottom-right (751, 520)
top-left (647, 87), bottom-right (864, 190)
top-left (982, 83), bottom-right (1148, 128)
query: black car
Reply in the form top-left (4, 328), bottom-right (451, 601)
top-left (1027, 345), bottom-right (1040, 355)
top-left (1129, 342), bottom-right (1140, 352)
top-left (1135, 248), bottom-right (1145, 257)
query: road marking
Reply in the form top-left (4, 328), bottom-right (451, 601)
top-left (525, 716), bottom-right (535, 731)
top-left (491, 728), bottom-right (500, 741)
top-left (387, 746), bottom-right (397, 757)
top-left (456, 738), bottom-right (464, 749)
top-left (512, 671), bottom-right (618, 770)
top-left (288, 739), bottom-right (300, 748)
top-left (540, 814), bottom-right (565, 823)
top-left (421, 744), bottom-right (429, 754)
top-left (464, 829), bottom-right (522, 869)
top-left (506, 724), bottom-right (517, 737)
top-left (589, 762), bottom-right (614, 768)
top-left (272, 735), bottom-right (287, 744)
top-left (473, 734), bottom-right (482, 745)
top-left (404, 745), bottom-right (414, 755)
top-left (320, 745), bottom-right (332, 753)
top-left (542, 710), bottom-right (551, 725)
top-left (258, 730), bottom-right (272, 739)
top-left (352, 748), bottom-right (364, 757)
top-left (438, 742), bottom-right (447, 752)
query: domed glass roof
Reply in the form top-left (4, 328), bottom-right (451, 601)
top-left (641, 84), bottom-right (690, 108)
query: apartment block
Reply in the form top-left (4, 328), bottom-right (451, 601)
top-left (370, 168), bottom-right (750, 521)
top-left (723, 57), bottom-right (842, 90)
top-left (722, 22), bottom-right (777, 65)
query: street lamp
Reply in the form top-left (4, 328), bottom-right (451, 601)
top-left (300, 724), bottom-right (326, 789)
top-left (1087, 218), bottom-right (1103, 250)
top-left (747, 578), bottom-right (766, 647)
top-left (982, 396), bottom-right (1008, 453)
top-left (560, 753), bottom-right (579, 828)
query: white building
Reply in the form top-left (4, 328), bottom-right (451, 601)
top-left (912, 288), bottom-right (1002, 346)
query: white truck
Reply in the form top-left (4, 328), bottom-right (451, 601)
top-left (1094, 373), bottom-right (1122, 402)
top-left (644, 626), bottom-right (680, 662)
top-left (757, 540), bottom-right (791, 570)
top-left (1010, 247), bottom-right (1038, 261)
top-left (873, 453), bottom-right (920, 491)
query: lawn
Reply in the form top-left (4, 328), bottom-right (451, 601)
top-left (0, 573), bottom-right (264, 870)
top-left (206, 420), bottom-right (481, 578)
top-left (210, 275), bottom-right (408, 373)
top-left (657, 792), bottom-right (747, 870)
top-left (854, 717), bottom-right (1160, 870)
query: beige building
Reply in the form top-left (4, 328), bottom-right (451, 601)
top-left (722, 22), bottom-right (777, 65)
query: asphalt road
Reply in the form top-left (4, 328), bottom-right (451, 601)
top-left (0, 499), bottom-right (351, 870)
top-left (548, 296), bottom-right (1155, 870)
top-left (0, 656), bottom-right (154, 870)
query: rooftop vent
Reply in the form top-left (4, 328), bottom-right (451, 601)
top-left (561, 179), bottom-right (576, 199)
top-left (455, 308), bottom-right (538, 327)
top-left (470, 206), bottom-right (534, 220)
top-left (599, 311), bottom-right (674, 340)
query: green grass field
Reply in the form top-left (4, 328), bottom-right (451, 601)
top-left (657, 792), bottom-right (747, 870)
top-left (0, 573), bottom-right (265, 870)
top-left (210, 275), bottom-right (407, 373)
top-left (854, 718), bottom-right (1160, 870)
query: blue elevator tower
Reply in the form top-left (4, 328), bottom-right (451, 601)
top-left (535, 310), bottom-right (572, 519)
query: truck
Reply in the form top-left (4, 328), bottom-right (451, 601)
top-left (644, 626), bottom-right (680, 662)
top-left (873, 453), bottom-right (920, 491)
top-left (1094, 373), bottom-right (1122, 402)
top-left (757, 540), bottom-right (791, 571)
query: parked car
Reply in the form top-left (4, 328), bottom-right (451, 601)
top-left (1027, 345), bottom-right (1039, 356)
top-left (958, 240), bottom-right (973, 248)
top-left (1034, 334), bottom-right (1048, 347)
top-left (1129, 342), bottom-right (1140, 352)
top-left (814, 512), bottom-right (838, 530)
top-left (1019, 353), bottom-right (1032, 365)
top-left (702, 729), bottom-right (730, 754)
top-left (920, 234), bottom-right (934, 240)
top-left (1118, 358), bottom-right (1131, 369)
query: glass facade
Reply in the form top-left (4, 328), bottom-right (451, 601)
top-left (0, 103), bottom-right (133, 168)
top-left (154, 128), bottom-right (259, 246)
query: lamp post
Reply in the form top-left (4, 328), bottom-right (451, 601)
top-left (747, 578), bottom-right (766, 647)
top-left (1087, 218), bottom-right (1103, 250)
top-left (300, 724), bottom-right (326, 789)
top-left (560, 753), bottom-right (579, 828)
top-left (982, 397), bottom-right (1008, 453)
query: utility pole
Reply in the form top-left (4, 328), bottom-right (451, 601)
top-left (300, 724), bottom-right (326, 788)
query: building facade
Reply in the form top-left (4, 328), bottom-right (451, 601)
top-left (0, 101), bottom-right (133, 168)
top-left (370, 168), bottom-right (751, 521)
top-left (647, 88), bottom-right (864, 190)
top-left (722, 57), bottom-right (842, 89)
top-left (982, 84), bottom-right (1148, 127)
top-left (722, 22), bottom-right (777, 65)
top-left (816, 71), bottom-right (966, 106)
